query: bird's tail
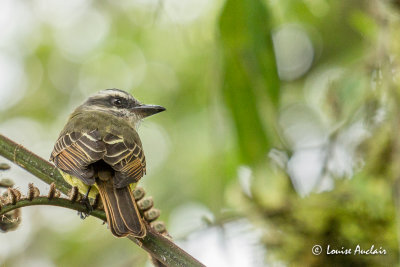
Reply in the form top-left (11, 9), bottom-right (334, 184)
top-left (96, 173), bottom-right (146, 238)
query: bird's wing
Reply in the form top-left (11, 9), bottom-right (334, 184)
top-left (50, 130), bottom-right (106, 185)
top-left (103, 133), bottom-right (146, 188)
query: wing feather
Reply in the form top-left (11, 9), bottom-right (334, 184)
top-left (51, 130), bottom-right (145, 188)
top-left (103, 133), bottom-right (146, 188)
top-left (51, 130), bottom-right (106, 185)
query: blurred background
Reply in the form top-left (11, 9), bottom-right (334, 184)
top-left (0, 0), bottom-right (399, 266)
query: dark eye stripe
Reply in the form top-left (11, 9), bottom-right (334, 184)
top-left (86, 94), bottom-right (131, 109)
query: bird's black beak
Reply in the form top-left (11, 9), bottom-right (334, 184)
top-left (132, 104), bottom-right (166, 118)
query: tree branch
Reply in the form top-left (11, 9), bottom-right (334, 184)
top-left (0, 134), bottom-right (205, 267)
top-left (0, 196), bottom-right (107, 220)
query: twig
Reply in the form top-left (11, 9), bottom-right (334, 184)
top-left (0, 134), bottom-right (205, 267)
top-left (0, 196), bottom-right (106, 220)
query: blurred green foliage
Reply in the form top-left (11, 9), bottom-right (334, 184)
top-left (1, 0), bottom-right (400, 266)
top-left (219, 0), bottom-right (280, 164)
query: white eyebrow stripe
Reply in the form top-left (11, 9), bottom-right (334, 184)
top-left (113, 92), bottom-right (130, 99)
top-left (98, 90), bottom-right (131, 99)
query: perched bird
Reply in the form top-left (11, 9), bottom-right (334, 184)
top-left (50, 89), bottom-right (165, 238)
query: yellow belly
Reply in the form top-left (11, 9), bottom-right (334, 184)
top-left (60, 171), bottom-right (136, 199)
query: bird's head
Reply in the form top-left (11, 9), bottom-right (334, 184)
top-left (80, 89), bottom-right (165, 126)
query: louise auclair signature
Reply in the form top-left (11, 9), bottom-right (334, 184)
top-left (312, 244), bottom-right (387, 256)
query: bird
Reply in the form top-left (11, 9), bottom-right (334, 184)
top-left (50, 89), bottom-right (165, 238)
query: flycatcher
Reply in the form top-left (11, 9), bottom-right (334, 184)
top-left (50, 89), bottom-right (165, 238)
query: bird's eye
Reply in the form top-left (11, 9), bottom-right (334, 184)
top-left (111, 98), bottom-right (123, 107)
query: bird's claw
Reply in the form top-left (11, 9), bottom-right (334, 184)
top-left (78, 196), bottom-right (93, 219)
top-left (78, 186), bottom-right (93, 219)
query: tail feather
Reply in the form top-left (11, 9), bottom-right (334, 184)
top-left (97, 179), bottom-right (146, 238)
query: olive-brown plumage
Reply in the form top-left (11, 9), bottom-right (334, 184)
top-left (50, 89), bottom-right (165, 237)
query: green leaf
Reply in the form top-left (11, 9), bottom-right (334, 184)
top-left (219, 0), bottom-right (280, 164)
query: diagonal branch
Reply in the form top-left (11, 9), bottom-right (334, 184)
top-left (0, 133), bottom-right (205, 267)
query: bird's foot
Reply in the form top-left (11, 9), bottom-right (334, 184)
top-left (78, 186), bottom-right (93, 220)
